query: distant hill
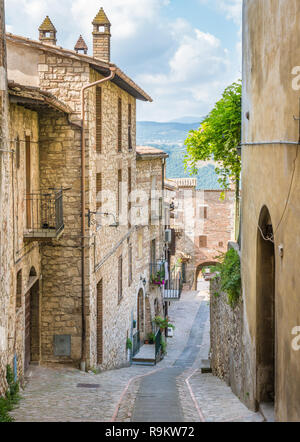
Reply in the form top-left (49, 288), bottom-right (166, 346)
top-left (137, 121), bottom-right (221, 190)
top-left (170, 116), bottom-right (205, 124)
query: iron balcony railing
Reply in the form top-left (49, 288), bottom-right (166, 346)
top-left (150, 261), bottom-right (182, 300)
top-left (24, 189), bottom-right (64, 240)
top-left (132, 331), bottom-right (141, 358)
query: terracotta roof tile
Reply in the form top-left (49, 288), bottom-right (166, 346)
top-left (136, 145), bottom-right (168, 158)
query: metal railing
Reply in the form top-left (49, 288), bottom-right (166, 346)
top-left (132, 331), bottom-right (141, 357)
top-left (24, 189), bottom-right (64, 239)
top-left (155, 329), bottom-right (162, 361)
top-left (164, 268), bottom-right (183, 301)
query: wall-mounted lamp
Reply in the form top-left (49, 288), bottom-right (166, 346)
top-left (140, 276), bottom-right (147, 287)
top-left (86, 209), bottom-right (119, 228)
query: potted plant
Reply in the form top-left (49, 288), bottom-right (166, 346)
top-left (154, 316), bottom-right (175, 332)
top-left (147, 332), bottom-right (155, 344)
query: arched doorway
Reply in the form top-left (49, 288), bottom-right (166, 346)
top-left (195, 261), bottom-right (219, 290)
top-left (25, 268), bottom-right (40, 370)
top-left (256, 206), bottom-right (276, 407)
top-left (137, 289), bottom-right (144, 341)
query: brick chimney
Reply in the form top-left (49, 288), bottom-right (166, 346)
top-left (39, 16), bottom-right (57, 45)
top-left (92, 7), bottom-right (111, 62)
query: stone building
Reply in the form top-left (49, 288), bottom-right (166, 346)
top-left (166, 178), bottom-right (235, 290)
top-left (239, 0), bottom-right (300, 421)
top-left (135, 146), bottom-right (169, 343)
top-left (0, 5), bottom-right (170, 390)
top-left (0, 0), bottom-right (12, 396)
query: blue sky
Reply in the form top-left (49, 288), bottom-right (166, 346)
top-left (5, 0), bottom-right (242, 122)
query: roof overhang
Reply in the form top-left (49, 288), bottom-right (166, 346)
top-left (8, 81), bottom-right (72, 114)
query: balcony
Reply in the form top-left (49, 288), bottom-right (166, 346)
top-left (150, 261), bottom-right (182, 301)
top-left (24, 190), bottom-right (64, 241)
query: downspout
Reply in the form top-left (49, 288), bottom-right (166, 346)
top-left (80, 67), bottom-right (116, 371)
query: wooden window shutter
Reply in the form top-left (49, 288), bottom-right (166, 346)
top-left (118, 255), bottom-right (123, 302)
top-left (96, 87), bottom-right (102, 153)
top-left (128, 167), bottom-right (132, 227)
top-left (118, 169), bottom-right (122, 218)
top-left (128, 103), bottom-right (132, 151)
top-left (118, 97), bottom-right (122, 152)
top-left (199, 235), bottom-right (207, 248)
top-left (170, 229), bottom-right (176, 255)
top-left (97, 279), bottom-right (103, 364)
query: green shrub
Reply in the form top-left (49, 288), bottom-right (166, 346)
top-left (0, 365), bottom-right (21, 423)
top-left (213, 249), bottom-right (241, 308)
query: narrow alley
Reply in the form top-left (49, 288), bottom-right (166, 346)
top-left (10, 283), bottom-right (263, 423)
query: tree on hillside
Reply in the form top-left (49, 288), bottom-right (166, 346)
top-left (184, 80), bottom-right (242, 192)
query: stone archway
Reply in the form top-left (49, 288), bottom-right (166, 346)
top-left (256, 206), bottom-right (276, 408)
top-left (194, 261), bottom-right (219, 290)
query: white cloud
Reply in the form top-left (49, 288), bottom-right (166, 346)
top-left (5, 0), bottom-right (241, 122)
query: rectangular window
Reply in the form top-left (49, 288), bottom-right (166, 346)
top-left (128, 103), bottom-right (132, 151)
top-left (199, 206), bottom-right (208, 219)
top-left (96, 173), bottom-right (102, 226)
top-left (128, 167), bottom-right (132, 227)
top-left (199, 235), bottom-right (207, 248)
top-left (96, 87), bottom-right (102, 153)
top-left (128, 245), bottom-right (133, 287)
top-left (118, 255), bottom-right (123, 303)
top-left (118, 97), bottom-right (122, 152)
top-left (118, 169), bottom-right (122, 219)
top-left (16, 270), bottom-right (22, 310)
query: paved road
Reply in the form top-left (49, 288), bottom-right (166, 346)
top-left (10, 285), bottom-right (263, 422)
top-left (132, 301), bottom-right (209, 422)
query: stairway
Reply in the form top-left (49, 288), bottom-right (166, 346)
top-left (132, 344), bottom-right (157, 366)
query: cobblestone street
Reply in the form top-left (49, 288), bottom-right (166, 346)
top-left (10, 284), bottom-right (263, 423)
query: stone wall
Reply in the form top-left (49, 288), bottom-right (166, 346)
top-left (0, 0), bottom-right (12, 396)
top-left (210, 278), bottom-right (247, 405)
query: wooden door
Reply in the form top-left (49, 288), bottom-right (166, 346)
top-left (97, 280), bottom-right (103, 365)
top-left (24, 291), bottom-right (31, 371)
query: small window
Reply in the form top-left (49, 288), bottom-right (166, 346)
top-left (199, 236), bottom-right (207, 248)
top-left (219, 241), bottom-right (224, 247)
top-left (200, 206), bottom-right (208, 219)
top-left (16, 270), bottom-right (22, 310)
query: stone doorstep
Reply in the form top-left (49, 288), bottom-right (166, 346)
top-left (201, 359), bottom-right (212, 374)
top-left (259, 402), bottom-right (275, 422)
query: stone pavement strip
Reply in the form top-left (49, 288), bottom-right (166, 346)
top-left (10, 286), bottom-right (264, 423)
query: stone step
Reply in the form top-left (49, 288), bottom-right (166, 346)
top-left (201, 359), bottom-right (212, 373)
top-left (132, 359), bottom-right (156, 366)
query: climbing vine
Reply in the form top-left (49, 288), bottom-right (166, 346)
top-left (212, 249), bottom-right (241, 308)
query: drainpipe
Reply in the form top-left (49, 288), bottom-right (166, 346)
top-left (80, 67), bottom-right (116, 371)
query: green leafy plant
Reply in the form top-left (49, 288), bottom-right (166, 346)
top-left (147, 333), bottom-right (156, 344)
top-left (0, 365), bottom-right (21, 422)
top-left (212, 249), bottom-right (241, 308)
top-left (154, 316), bottom-right (175, 331)
top-left (126, 338), bottom-right (133, 351)
top-left (150, 268), bottom-right (166, 286)
top-left (184, 80), bottom-right (242, 194)
top-left (160, 338), bottom-right (167, 355)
